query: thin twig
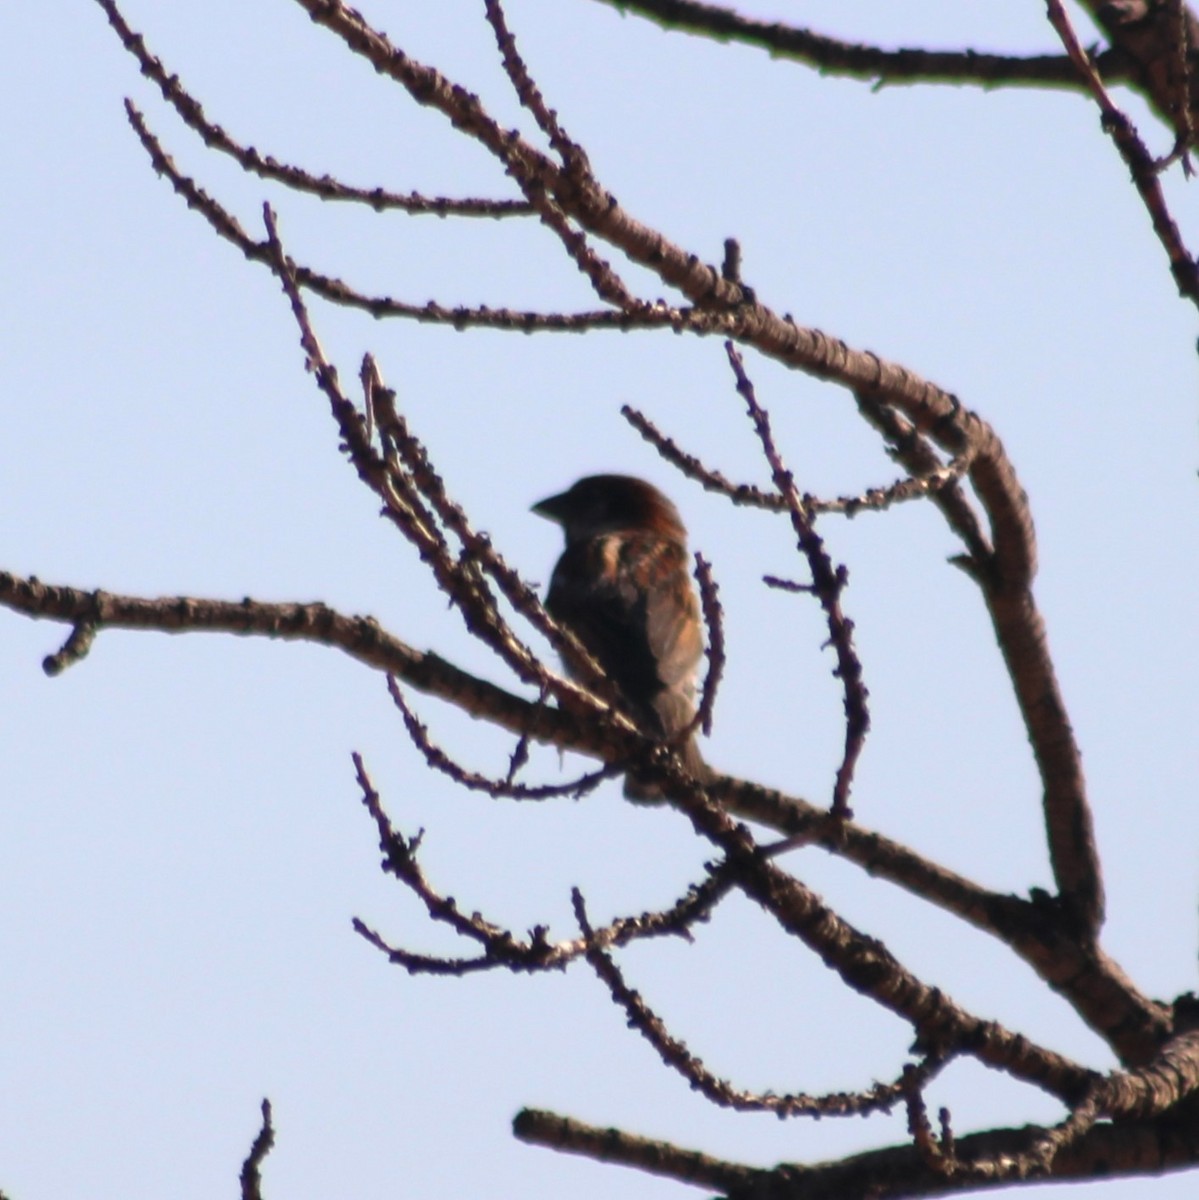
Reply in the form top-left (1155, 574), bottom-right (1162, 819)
top-left (484, 0), bottom-right (641, 308)
top-left (42, 617), bottom-right (98, 676)
top-left (96, 0), bottom-right (533, 216)
top-left (583, 0), bottom-right (1129, 91)
top-left (363, 364), bottom-right (629, 714)
top-left (574, 889), bottom-right (951, 1117)
top-left (239, 1100), bottom-right (274, 1200)
top-left (624, 402), bottom-right (975, 518)
top-left (902, 1065), bottom-right (953, 1173)
top-left (261, 206), bottom-right (609, 713)
top-left (691, 554), bottom-right (724, 738)
top-left (352, 763), bottom-right (737, 975)
top-left (387, 676), bottom-right (618, 799)
top-left (484, 0), bottom-right (590, 174)
top-left (725, 343), bottom-right (869, 820)
top-left (124, 101), bottom-right (674, 331)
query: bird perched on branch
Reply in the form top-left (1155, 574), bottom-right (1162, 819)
top-left (533, 474), bottom-right (707, 800)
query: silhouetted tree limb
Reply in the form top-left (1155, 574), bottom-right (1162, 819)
top-left (96, 0), bottom-right (535, 216)
top-left (517, 1098), bottom-right (1199, 1198)
top-left (583, 0), bottom-right (1133, 93)
top-left (239, 1100), bottom-right (274, 1200)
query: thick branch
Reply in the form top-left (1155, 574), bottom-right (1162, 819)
top-left (0, 572), bottom-right (621, 759)
top-left (862, 395), bottom-right (1103, 936)
top-left (650, 784), bottom-right (1096, 1102)
top-left (0, 567), bottom-right (1165, 1062)
top-left (728, 779), bottom-right (1167, 1065)
top-left (0, 568), bottom-right (1106, 1099)
top-left (517, 1101), bottom-right (1199, 1198)
top-left (514, 1107), bottom-right (756, 1193)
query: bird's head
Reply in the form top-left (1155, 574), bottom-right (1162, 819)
top-left (533, 474), bottom-right (686, 545)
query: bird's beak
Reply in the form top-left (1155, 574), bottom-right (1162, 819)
top-left (531, 491), bottom-right (568, 524)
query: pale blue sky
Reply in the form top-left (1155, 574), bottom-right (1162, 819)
top-left (2, 3), bottom-right (1197, 1198)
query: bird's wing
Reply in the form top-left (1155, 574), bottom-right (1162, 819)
top-left (546, 533), bottom-right (701, 736)
top-left (639, 540), bottom-right (703, 698)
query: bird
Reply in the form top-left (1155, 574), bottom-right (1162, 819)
top-left (532, 474), bottom-right (707, 800)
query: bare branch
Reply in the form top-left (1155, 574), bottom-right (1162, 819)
top-left (485, 0), bottom-right (648, 309)
top-left (691, 553), bottom-right (724, 738)
top-left (363, 366), bottom-right (622, 706)
top-left (350, 730), bottom-right (1104, 1106)
top-left (0, 570), bottom-right (638, 766)
top-left (513, 1107), bottom-right (761, 1193)
top-left (855, 377), bottom-right (1104, 936)
top-left (726, 778), bottom-right (1168, 1066)
top-left (582, 0), bottom-right (1130, 92)
top-left (239, 1100), bottom-right (274, 1200)
top-left (387, 676), bottom-right (617, 800)
top-left (95, 0), bottom-right (532, 216)
top-left (42, 616), bottom-right (98, 676)
top-left (352, 768), bottom-right (737, 975)
top-left (576, 888), bottom-right (950, 1118)
top-left (901, 1068), bottom-right (952, 1174)
top-left (484, 0), bottom-right (590, 174)
top-left (260, 204), bottom-right (636, 733)
top-left (354, 752), bottom-right (523, 947)
top-left (515, 1102), bottom-right (1199, 1198)
top-left (0, 557), bottom-right (1162, 1072)
top-left (622, 403), bottom-right (785, 510)
top-left (623, 402), bottom-right (975, 519)
top-left (0, 561), bottom-right (1164, 1062)
top-left (37, 7), bottom-right (1197, 1192)
top-left (1019, 1084), bottom-right (1105, 1178)
top-left (726, 343), bottom-right (869, 820)
top-left (189, 0), bottom-right (1067, 501)
top-left (353, 750), bottom-right (721, 970)
top-left (854, 391), bottom-right (992, 562)
top-left (123, 101), bottom-right (674, 332)
top-left (1102, 1026), bottom-right (1199, 1119)
top-left (651, 785), bottom-right (1096, 1101)
top-left (352, 917), bottom-right (503, 977)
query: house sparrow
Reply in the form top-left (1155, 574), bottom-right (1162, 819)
top-left (533, 474), bottom-right (707, 800)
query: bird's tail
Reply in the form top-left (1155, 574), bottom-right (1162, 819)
top-left (623, 689), bottom-right (709, 803)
